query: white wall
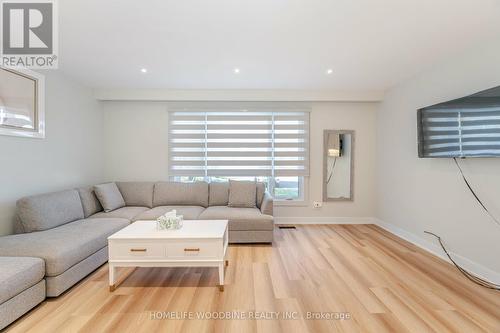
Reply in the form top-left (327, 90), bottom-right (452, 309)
top-left (102, 102), bottom-right (169, 181)
top-left (102, 101), bottom-right (378, 222)
top-left (276, 103), bottom-right (377, 222)
top-left (0, 71), bottom-right (104, 236)
top-left (376, 39), bottom-right (500, 276)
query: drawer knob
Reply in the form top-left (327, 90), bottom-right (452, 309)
top-left (130, 248), bottom-right (147, 252)
top-left (184, 248), bottom-right (200, 252)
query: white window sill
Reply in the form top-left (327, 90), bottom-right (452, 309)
top-left (274, 199), bottom-right (308, 207)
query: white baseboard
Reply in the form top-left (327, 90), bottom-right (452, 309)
top-left (374, 218), bottom-right (500, 284)
top-left (274, 216), bottom-right (376, 225)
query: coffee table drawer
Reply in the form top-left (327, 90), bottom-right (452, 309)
top-left (166, 241), bottom-right (220, 259)
top-left (109, 242), bottom-right (165, 260)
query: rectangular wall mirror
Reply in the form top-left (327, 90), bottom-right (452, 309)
top-left (0, 67), bottom-right (45, 138)
top-left (323, 130), bottom-right (354, 201)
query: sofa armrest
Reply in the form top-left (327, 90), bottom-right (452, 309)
top-left (260, 191), bottom-right (274, 216)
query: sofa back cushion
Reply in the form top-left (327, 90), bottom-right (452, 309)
top-left (116, 182), bottom-right (154, 208)
top-left (94, 183), bottom-right (126, 212)
top-left (209, 182), bottom-right (229, 206)
top-left (16, 189), bottom-right (84, 232)
top-left (209, 181), bottom-right (266, 207)
top-left (153, 181), bottom-right (209, 207)
top-left (76, 186), bottom-right (103, 218)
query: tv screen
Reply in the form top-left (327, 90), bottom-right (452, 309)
top-left (418, 85), bottom-right (500, 158)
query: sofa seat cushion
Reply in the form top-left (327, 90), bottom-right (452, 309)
top-left (88, 206), bottom-right (148, 221)
top-left (198, 206), bottom-right (273, 231)
top-left (133, 206), bottom-right (205, 221)
top-left (0, 257), bottom-right (45, 304)
top-left (0, 218), bottom-right (129, 276)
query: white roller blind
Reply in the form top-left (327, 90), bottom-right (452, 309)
top-left (169, 110), bottom-right (309, 177)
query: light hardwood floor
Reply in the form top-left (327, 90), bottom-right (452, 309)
top-left (6, 225), bottom-right (500, 333)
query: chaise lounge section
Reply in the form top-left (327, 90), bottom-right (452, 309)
top-left (0, 189), bottom-right (129, 297)
top-left (0, 257), bottom-right (45, 330)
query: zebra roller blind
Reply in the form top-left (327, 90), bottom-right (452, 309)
top-left (418, 94), bottom-right (500, 158)
top-left (169, 110), bottom-right (310, 177)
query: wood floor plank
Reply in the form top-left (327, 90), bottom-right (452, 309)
top-left (5, 224), bottom-right (499, 333)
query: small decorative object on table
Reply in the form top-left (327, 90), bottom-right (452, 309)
top-left (156, 210), bottom-right (183, 230)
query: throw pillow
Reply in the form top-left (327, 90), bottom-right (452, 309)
top-left (209, 182), bottom-right (229, 206)
top-left (93, 183), bottom-right (125, 212)
top-left (228, 180), bottom-right (256, 208)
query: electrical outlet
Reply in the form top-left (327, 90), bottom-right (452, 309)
top-left (313, 201), bottom-right (323, 208)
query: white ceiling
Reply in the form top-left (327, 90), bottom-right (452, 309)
top-left (59, 0), bottom-right (500, 91)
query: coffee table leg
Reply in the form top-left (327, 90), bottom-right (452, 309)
top-left (109, 263), bottom-right (116, 292)
top-left (218, 262), bottom-right (224, 291)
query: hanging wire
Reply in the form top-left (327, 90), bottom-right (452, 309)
top-left (424, 231), bottom-right (500, 290)
top-left (423, 157), bottom-right (500, 291)
top-left (453, 157), bottom-right (500, 226)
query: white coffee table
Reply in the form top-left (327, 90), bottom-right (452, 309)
top-left (107, 220), bottom-right (229, 291)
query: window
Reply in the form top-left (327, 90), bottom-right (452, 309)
top-left (174, 176), bottom-right (303, 200)
top-left (169, 109), bottom-right (310, 200)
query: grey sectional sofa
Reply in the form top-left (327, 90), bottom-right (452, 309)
top-left (0, 180), bottom-right (273, 328)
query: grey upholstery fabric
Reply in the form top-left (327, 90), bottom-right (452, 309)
top-left (209, 182), bottom-right (229, 206)
top-left (76, 186), bottom-right (103, 218)
top-left (229, 230), bottom-right (274, 243)
top-left (228, 180), bottom-right (257, 208)
top-left (0, 280), bottom-right (45, 330)
top-left (16, 189), bottom-right (84, 232)
top-left (209, 181), bottom-right (265, 207)
top-left (133, 206), bottom-right (205, 221)
top-left (0, 218), bottom-right (129, 276)
top-left (0, 257), bottom-right (44, 304)
top-left (93, 183), bottom-right (125, 212)
top-left (116, 182), bottom-right (154, 208)
top-left (153, 182), bottom-right (209, 207)
top-left (256, 182), bottom-right (266, 208)
top-left (45, 247), bottom-right (108, 297)
top-left (260, 192), bottom-right (274, 216)
top-left (88, 206), bottom-right (148, 221)
top-left (13, 215), bottom-right (25, 234)
top-left (199, 206), bottom-right (273, 231)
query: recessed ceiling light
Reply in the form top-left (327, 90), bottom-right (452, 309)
top-left (140, 68), bottom-right (147, 73)
top-left (326, 69), bottom-right (333, 75)
top-left (233, 68), bottom-right (240, 74)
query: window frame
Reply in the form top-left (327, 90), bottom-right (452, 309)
top-left (170, 175), bottom-right (307, 204)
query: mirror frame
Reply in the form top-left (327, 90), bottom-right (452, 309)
top-left (322, 129), bottom-right (355, 202)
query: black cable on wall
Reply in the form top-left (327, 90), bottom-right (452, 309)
top-left (425, 157), bottom-right (500, 291)
top-left (453, 157), bottom-right (500, 226)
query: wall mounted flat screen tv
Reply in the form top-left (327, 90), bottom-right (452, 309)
top-left (418, 86), bottom-right (500, 158)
